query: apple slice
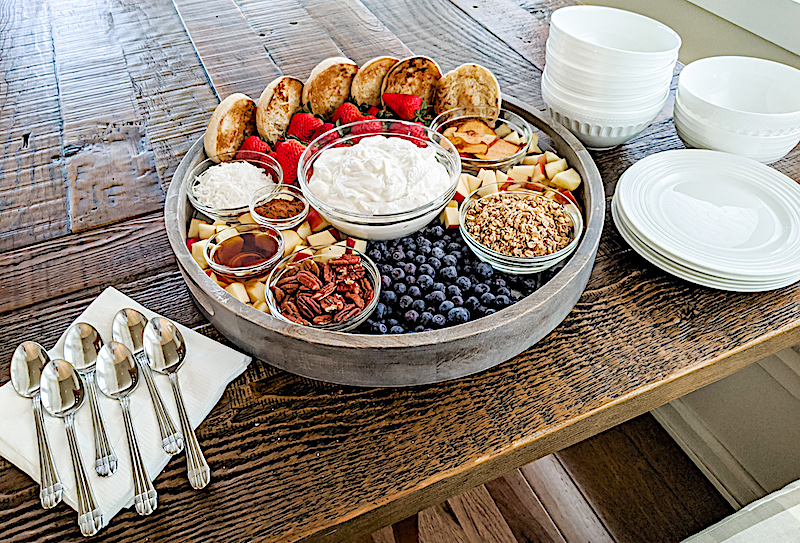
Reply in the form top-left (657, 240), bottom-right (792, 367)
top-left (545, 158), bottom-right (568, 179)
top-left (295, 221), bottom-right (312, 242)
top-left (443, 206), bottom-right (459, 229)
top-left (306, 208), bottom-right (330, 232)
top-left (306, 229), bottom-right (338, 247)
top-left (282, 229), bottom-right (303, 256)
top-left (346, 238), bottom-right (368, 253)
top-left (225, 282), bottom-right (250, 304)
top-left (215, 223), bottom-right (232, 235)
top-left (465, 173), bottom-right (482, 193)
top-left (197, 223), bottom-right (216, 240)
top-left (477, 183), bottom-right (499, 197)
top-left (495, 170), bottom-right (512, 190)
top-left (509, 165), bottom-right (537, 180)
top-left (477, 168), bottom-right (496, 186)
top-left (551, 168), bottom-right (582, 191)
top-left (238, 212), bottom-right (257, 225)
top-left (190, 240), bottom-right (209, 269)
top-left (522, 154), bottom-right (544, 165)
top-left (531, 163), bottom-right (547, 184)
top-left (474, 139), bottom-right (521, 160)
top-left (315, 245), bottom-right (347, 261)
top-left (544, 151), bottom-right (561, 163)
top-left (494, 123), bottom-right (512, 138)
top-left (292, 247), bottom-right (315, 261)
top-left (453, 175), bottom-right (472, 203)
top-left (503, 131), bottom-right (523, 145)
top-left (188, 218), bottom-right (204, 238)
top-left (246, 281), bottom-right (267, 303)
top-left (446, 199), bottom-right (458, 209)
top-left (254, 300), bottom-right (269, 313)
top-left (217, 227), bottom-right (238, 242)
top-left (459, 119), bottom-right (495, 136)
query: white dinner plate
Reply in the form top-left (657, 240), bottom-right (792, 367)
top-left (615, 149), bottom-right (800, 277)
top-left (612, 198), bottom-right (800, 291)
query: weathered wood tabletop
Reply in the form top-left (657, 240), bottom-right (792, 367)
top-left (1, 0), bottom-right (798, 541)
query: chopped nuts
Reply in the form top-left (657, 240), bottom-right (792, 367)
top-left (464, 192), bottom-right (573, 257)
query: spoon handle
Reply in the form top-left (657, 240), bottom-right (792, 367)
top-left (169, 372), bottom-right (210, 490)
top-left (31, 394), bottom-right (64, 509)
top-left (64, 414), bottom-right (103, 537)
top-left (135, 352), bottom-right (184, 455)
top-left (84, 373), bottom-right (118, 477)
top-left (119, 396), bottom-right (158, 515)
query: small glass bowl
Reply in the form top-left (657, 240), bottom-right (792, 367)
top-left (249, 185), bottom-right (309, 230)
top-left (187, 149), bottom-right (283, 221)
top-left (265, 244), bottom-right (380, 332)
top-left (430, 107), bottom-right (534, 173)
top-left (297, 119), bottom-right (461, 240)
top-left (458, 183), bottom-right (584, 274)
top-left (204, 224), bottom-right (285, 281)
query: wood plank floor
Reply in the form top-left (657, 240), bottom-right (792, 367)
top-left (367, 414), bottom-right (732, 543)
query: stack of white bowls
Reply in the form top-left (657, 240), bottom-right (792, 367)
top-left (674, 56), bottom-right (800, 163)
top-left (542, 6), bottom-right (681, 150)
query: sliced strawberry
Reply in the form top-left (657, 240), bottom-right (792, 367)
top-left (332, 102), bottom-right (362, 125)
top-left (275, 139), bottom-right (307, 185)
top-left (235, 135), bottom-right (270, 163)
top-left (382, 93), bottom-right (423, 121)
top-left (287, 113), bottom-right (324, 142)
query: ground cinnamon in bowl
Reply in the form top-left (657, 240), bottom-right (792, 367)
top-left (254, 195), bottom-right (305, 219)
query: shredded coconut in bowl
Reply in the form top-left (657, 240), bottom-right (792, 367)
top-left (192, 161), bottom-right (275, 209)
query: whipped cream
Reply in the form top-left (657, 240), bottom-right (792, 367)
top-left (307, 136), bottom-right (451, 215)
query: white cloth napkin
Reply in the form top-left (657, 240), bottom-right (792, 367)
top-left (0, 287), bottom-right (251, 522)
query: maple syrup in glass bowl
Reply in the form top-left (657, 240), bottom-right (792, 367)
top-left (204, 224), bottom-right (284, 280)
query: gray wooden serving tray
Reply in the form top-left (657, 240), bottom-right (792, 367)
top-left (164, 97), bottom-right (604, 387)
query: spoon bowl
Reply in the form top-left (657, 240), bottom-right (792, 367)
top-left (112, 308), bottom-right (148, 354)
top-left (95, 341), bottom-right (139, 400)
top-left (10, 342), bottom-right (64, 509)
top-left (63, 323), bottom-right (103, 372)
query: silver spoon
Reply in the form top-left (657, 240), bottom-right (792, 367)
top-left (10, 342), bottom-right (64, 509)
top-left (95, 342), bottom-right (158, 516)
top-left (39, 358), bottom-right (104, 537)
top-left (143, 317), bottom-right (210, 490)
top-left (112, 309), bottom-right (184, 455)
top-left (63, 323), bottom-right (118, 477)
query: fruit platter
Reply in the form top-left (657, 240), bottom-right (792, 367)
top-left (164, 55), bottom-right (603, 386)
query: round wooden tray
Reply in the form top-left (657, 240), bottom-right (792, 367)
top-left (164, 96), bottom-right (604, 387)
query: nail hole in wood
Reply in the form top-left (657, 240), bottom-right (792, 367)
top-left (22, 134), bottom-right (30, 148)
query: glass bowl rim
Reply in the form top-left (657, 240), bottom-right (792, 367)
top-left (204, 223), bottom-right (286, 276)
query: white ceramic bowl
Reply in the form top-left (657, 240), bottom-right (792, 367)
top-left (543, 82), bottom-right (667, 149)
top-left (541, 74), bottom-right (669, 121)
top-left (674, 98), bottom-right (800, 163)
top-left (678, 56), bottom-right (800, 136)
top-left (542, 68), bottom-right (670, 111)
top-left (549, 6), bottom-right (681, 65)
top-left (546, 32), bottom-right (678, 75)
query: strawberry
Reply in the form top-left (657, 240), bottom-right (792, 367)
top-left (235, 135), bottom-right (269, 163)
top-left (351, 115), bottom-right (383, 143)
top-left (388, 121), bottom-right (428, 147)
top-left (382, 93), bottom-right (423, 121)
top-left (310, 122), bottom-right (335, 143)
top-left (275, 139), bottom-right (306, 185)
top-left (287, 113), bottom-right (323, 141)
top-left (332, 102), bottom-right (362, 125)
top-left (366, 106), bottom-right (381, 116)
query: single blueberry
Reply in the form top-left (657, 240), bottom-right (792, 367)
top-left (429, 226), bottom-right (444, 238)
top-left (477, 305), bottom-right (488, 314)
top-left (418, 263), bottom-right (435, 276)
top-left (432, 240), bottom-right (446, 249)
top-left (427, 257), bottom-right (442, 270)
top-left (431, 247), bottom-right (445, 259)
top-left (389, 325), bottom-right (405, 334)
top-left (391, 250), bottom-right (405, 261)
top-left (496, 286), bottom-right (511, 297)
top-left (447, 307), bottom-right (471, 324)
top-left (419, 245), bottom-right (432, 256)
top-left (432, 282), bottom-right (446, 293)
top-left (451, 295), bottom-right (464, 307)
top-left (442, 233), bottom-right (452, 242)
top-left (419, 312), bottom-right (434, 326)
top-left (414, 254), bottom-right (427, 265)
top-left (493, 277), bottom-right (507, 288)
top-left (405, 275), bottom-right (417, 286)
top-left (521, 278), bottom-right (540, 294)
top-left (398, 295), bottom-right (414, 309)
top-left (372, 241), bottom-right (387, 253)
top-left (425, 290), bottom-right (446, 304)
top-left (465, 296), bottom-right (481, 311)
top-left (476, 262), bottom-right (494, 279)
top-left (440, 266), bottom-right (457, 280)
top-left (391, 268), bottom-right (405, 281)
top-left (393, 282), bottom-right (407, 295)
top-left (404, 310), bottom-right (419, 323)
top-left (380, 263), bottom-right (393, 275)
top-left (374, 303), bottom-right (387, 320)
top-left (431, 314), bottom-right (446, 327)
top-left (411, 299), bottom-right (426, 312)
top-left (456, 276), bottom-right (471, 291)
top-left (408, 286), bottom-right (422, 298)
top-left (438, 300), bottom-right (455, 314)
top-left (495, 294), bottom-right (511, 307)
top-left (380, 275), bottom-right (392, 290)
top-left (368, 249), bottom-right (382, 262)
top-left (446, 285), bottom-right (461, 298)
top-left (401, 237), bottom-right (416, 249)
top-left (371, 322), bottom-right (388, 334)
top-left (473, 283), bottom-right (490, 296)
top-left (447, 242), bottom-right (461, 252)
top-left (442, 255), bottom-right (457, 267)
top-left (485, 308), bottom-right (496, 316)
top-left (403, 262), bottom-right (417, 276)
top-left (449, 250), bottom-right (463, 260)
top-left (417, 274), bottom-right (434, 291)
top-left (387, 318), bottom-right (400, 327)
top-left (381, 290), bottom-right (397, 305)
top-left (480, 292), bottom-right (496, 306)
top-left (414, 325), bottom-right (425, 333)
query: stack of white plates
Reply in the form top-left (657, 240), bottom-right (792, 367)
top-left (542, 6), bottom-right (681, 150)
top-left (612, 149), bottom-right (800, 291)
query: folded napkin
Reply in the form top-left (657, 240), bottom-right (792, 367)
top-left (0, 287), bottom-right (251, 522)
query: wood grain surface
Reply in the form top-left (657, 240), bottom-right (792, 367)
top-left (0, 0), bottom-right (798, 541)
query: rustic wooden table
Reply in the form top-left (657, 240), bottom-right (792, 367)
top-left (0, 0), bottom-right (798, 541)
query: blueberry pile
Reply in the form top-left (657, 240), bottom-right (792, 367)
top-left (357, 222), bottom-right (565, 334)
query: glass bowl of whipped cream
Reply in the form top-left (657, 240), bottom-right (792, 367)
top-left (297, 120), bottom-right (462, 240)
top-left (188, 150), bottom-right (283, 221)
